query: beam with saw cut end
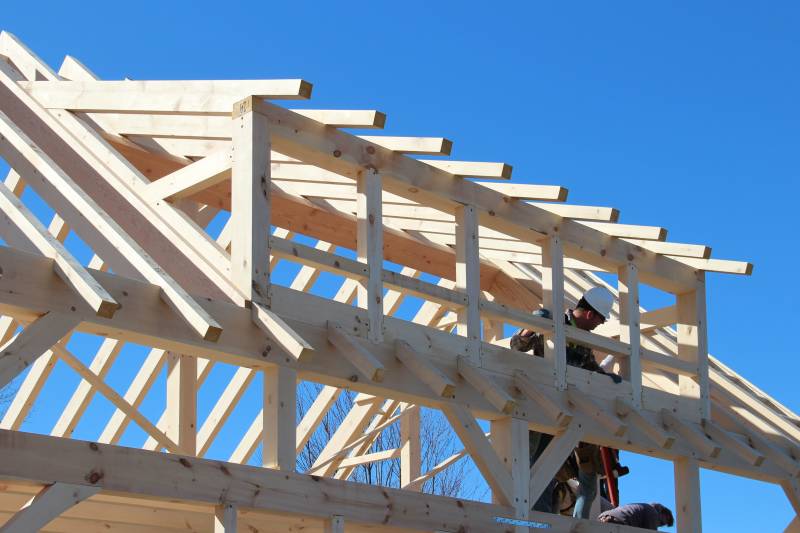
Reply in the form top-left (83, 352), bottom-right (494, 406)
top-left (252, 302), bottom-right (314, 362)
top-left (661, 409), bottom-right (721, 459)
top-left (395, 340), bottom-right (455, 398)
top-left (458, 357), bottom-right (517, 415)
top-left (514, 371), bottom-right (573, 426)
top-left (567, 388), bottom-right (627, 437)
top-left (327, 322), bottom-right (385, 382)
top-left (615, 397), bottom-right (674, 449)
top-left (421, 161), bottom-right (513, 180)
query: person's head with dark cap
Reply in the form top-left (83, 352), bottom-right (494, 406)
top-left (652, 503), bottom-right (674, 527)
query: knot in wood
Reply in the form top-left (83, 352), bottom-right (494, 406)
top-left (333, 150), bottom-right (342, 158)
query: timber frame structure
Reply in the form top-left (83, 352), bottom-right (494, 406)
top-left (0, 31), bottom-right (796, 533)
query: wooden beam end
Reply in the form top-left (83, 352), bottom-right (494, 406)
top-left (203, 325), bottom-right (223, 343)
top-left (609, 208), bottom-right (621, 223)
top-left (499, 163), bottom-right (513, 180)
top-left (373, 111), bottom-right (387, 129)
top-left (297, 80), bottom-right (314, 100)
top-left (95, 300), bottom-right (120, 319)
top-left (556, 187), bottom-right (569, 202)
top-left (440, 138), bottom-right (454, 156)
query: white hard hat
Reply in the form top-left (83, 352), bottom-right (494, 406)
top-left (582, 286), bottom-right (614, 319)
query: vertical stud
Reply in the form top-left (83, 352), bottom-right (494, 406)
top-left (231, 96), bottom-right (271, 305)
top-left (540, 234), bottom-right (566, 389)
top-left (214, 503), bottom-right (237, 533)
top-left (166, 352), bottom-right (196, 455)
top-left (677, 273), bottom-right (710, 419)
top-left (262, 366), bottom-right (296, 470)
top-left (491, 417), bottom-right (530, 531)
top-left (455, 204), bottom-right (481, 363)
top-left (356, 169), bottom-right (384, 343)
top-left (674, 458), bottom-right (702, 532)
top-left (400, 404), bottom-right (421, 490)
top-left (619, 262), bottom-right (642, 407)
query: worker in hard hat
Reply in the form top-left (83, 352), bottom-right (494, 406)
top-left (510, 286), bottom-right (621, 518)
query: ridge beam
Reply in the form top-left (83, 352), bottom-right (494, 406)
top-left (458, 357), bottom-right (516, 414)
top-left (0, 482), bottom-right (100, 533)
top-left (661, 409), bottom-right (721, 459)
top-left (0, 311), bottom-right (79, 389)
top-left (395, 340), bottom-right (456, 397)
top-left (327, 322), bottom-right (385, 382)
top-left (0, 182), bottom-right (118, 318)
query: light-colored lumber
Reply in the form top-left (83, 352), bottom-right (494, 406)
top-left (457, 357), bottom-right (516, 414)
top-left (0, 97), bottom-right (223, 340)
top-left (420, 161), bottom-right (513, 179)
top-left (231, 96), bottom-right (271, 304)
top-left (53, 341), bottom-right (181, 453)
top-left (51, 338), bottom-right (122, 437)
top-left (327, 322), bottom-right (385, 382)
top-left (476, 182), bottom-right (566, 200)
top-left (0, 351), bottom-right (57, 430)
top-left (335, 398), bottom-right (404, 480)
top-left (661, 409), bottom-right (720, 458)
top-left (146, 148), bottom-right (232, 200)
top-left (567, 388), bottom-right (627, 437)
top-left (229, 410), bottom-right (262, 464)
top-left (262, 366), bottom-right (296, 470)
top-left (325, 515), bottom-right (345, 533)
top-left (252, 301), bottom-right (314, 362)
top-left (674, 458), bottom-right (702, 533)
top-left (491, 417), bottom-right (529, 528)
top-left (98, 349), bottom-right (167, 444)
top-left (669, 256), bottom-right (753, 275)
top-left (513, 371), bottom-right (573, 426)
top-left (441, 403), bottom-right (514, 506)
top-left (529, 421), bottom-right (584, 504)
top-left (0, 311), bottom-right (79, 389)
top-left (615, 398), bottom-right (674, 449)
top-left (356, 169), bottom-right (384, 342)
top-left (22, 79), bottom-right (312, 111)
top-left (528, 202), bottom-right (618, 221)
top-left (197, 367), bottom-right (256, 456)
top-left (622, 238), bottom-right (711, 259)
top-left (618, 262), bottom-right (642, 406)
top-left (701, 418), bottom-right (764, 466)
top-left (337, 448), bottom-right (402, 468)
top-left (677, 278), bottom-right (710, 419)
top-left (455, 204), bottom-right (481, 361)
top-left (0, 482), bottom-right (100, 533)
top-left (359, 136), bottom-right (452, 155)
top-left (296, 385), bottom-right (342, 452)
top-left (294, 109), bottom-right (385, 128)
top-left (165, 352), bottom-right (197, 455)
top-left (395, 340), bottom-right (455, 397)
top-left (541, 234), bottom-right (567, 389)
top-left (0, 182), bottom-right (118, 318)
top-left (400, 404), bottom-right (421, 491)
top-left (214, 503), bottom-right (237, 533)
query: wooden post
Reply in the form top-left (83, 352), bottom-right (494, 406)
top-left (490, 417), bottom-right (529, 531)
top-left (677, 273), bottom-right (710, 419)
top-left (483, 319), bottom-right (504, 343)
top-left (165, 352), bottom-right (197, 455)
top-left (231, 96), bottom-right (271, 305)
top-left (356, 169), bottom-right (384, 343)
top-left (214, 503), bottom-right (237, 533)
top-left (455, 204), bottom-right (481, 363)
top-left (262, 366), bottom-right (296, 470)
top-left (618, 262), bottom-right (642, 407)
top-left (324, 515), bottom-right (345, 533)
top-left (540, 234), bottom-right (567, 389)
top-left (674, 458), bottom-right (702, 533)
top-left (400, 404), bottom-right (421, 491)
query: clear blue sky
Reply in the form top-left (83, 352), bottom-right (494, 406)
top-left (2, 1), bottom-right (799, 531)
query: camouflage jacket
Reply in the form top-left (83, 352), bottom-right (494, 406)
top-left (509, 309), bottom-right (602, 373)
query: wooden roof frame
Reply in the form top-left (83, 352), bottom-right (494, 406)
top-left (0, 30), bottom-right (794, 533)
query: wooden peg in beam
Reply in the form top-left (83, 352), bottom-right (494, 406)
top-left (661, 409), bottom-right (721, 459)
top-left (615, 398), bottom-right (674, 449)
top-left (395, 340), bottom-right (455, 398)
top-left (327, 322), bottom-right (384, 382)
top-left (702, 418), bottom-right (764, 466)
top-left (252, 302), bottom-right (314, 362)
top-left (513, 371), bottom-right (572, 426)
top-left (457, 357), bottom-right (517, 415)
top-left (567, 388), bottom-right (627, 437)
